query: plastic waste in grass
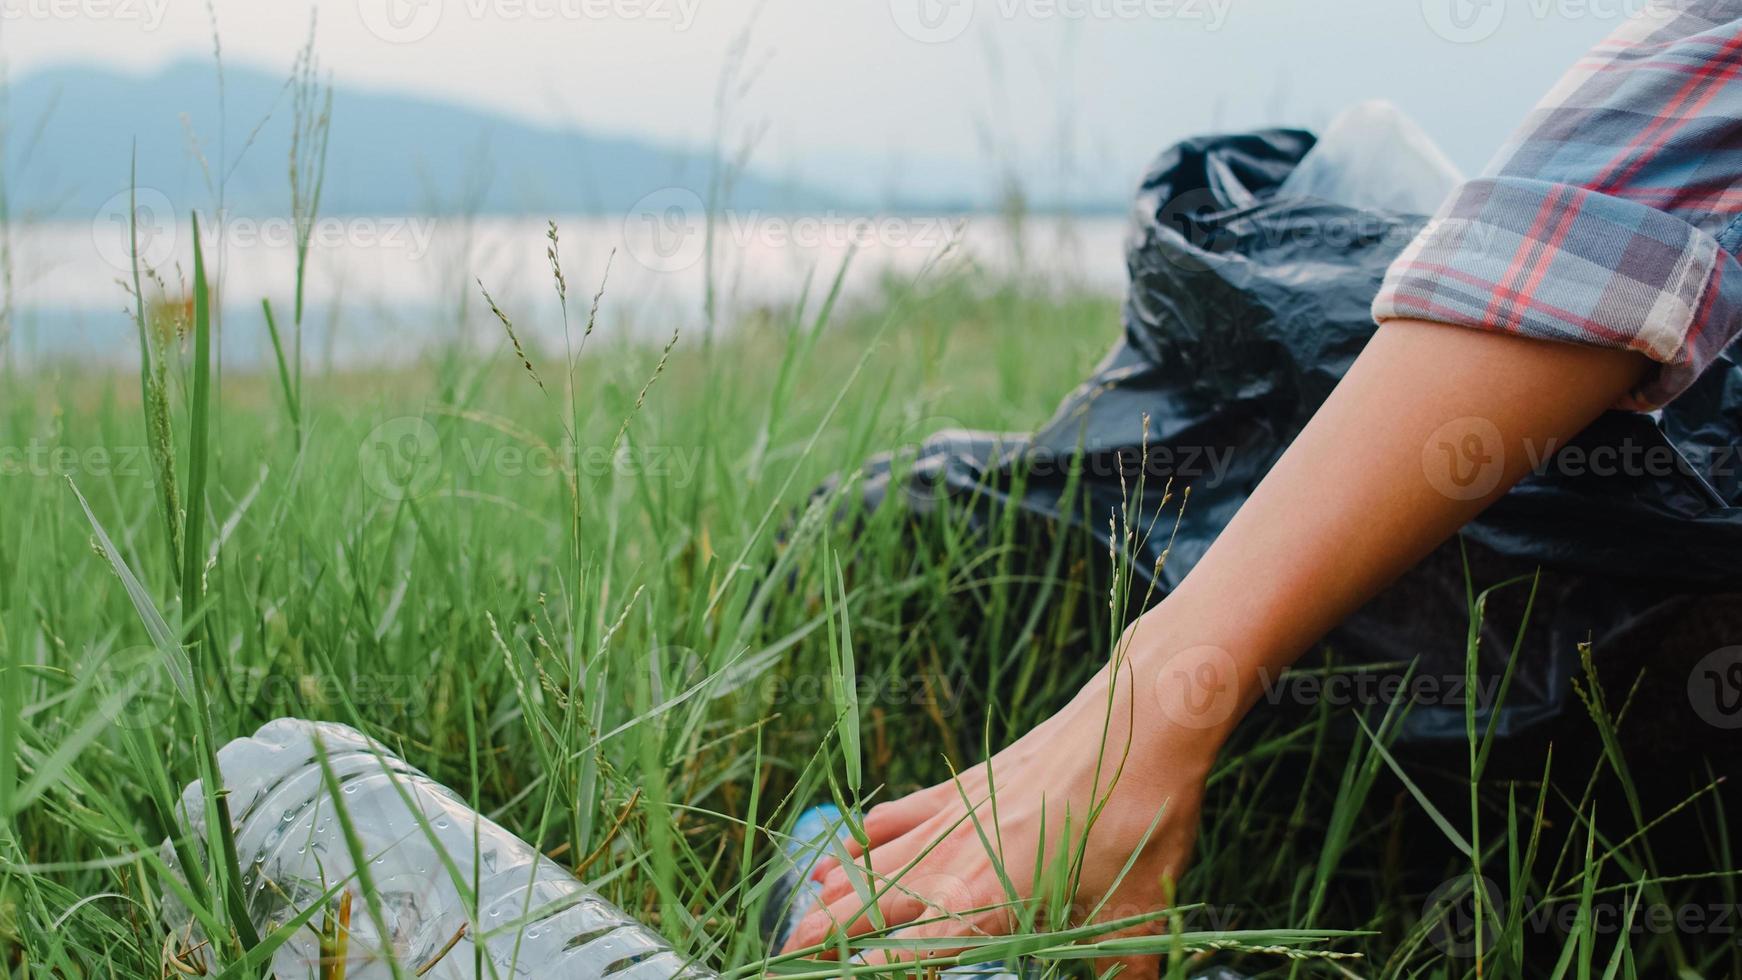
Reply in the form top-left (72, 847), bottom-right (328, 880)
top-left (765, 803), bottom-right (1030, 978)
top-left (836, 101), bottom-right (1742, 749)
top-left (765, 804), bottom-right (1249, 979)
top-left (158, 722), bottom-right (1218, 977)
top-left (163, 718), bottom-right (716, 979)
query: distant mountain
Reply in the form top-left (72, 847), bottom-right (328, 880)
top-left (6, 59), bottom-right (842, 218)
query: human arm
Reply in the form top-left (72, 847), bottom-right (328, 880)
top-left (780, 319), bottom-right (1646, 976)
top-left (783, 3), bottom-right (1742, 971)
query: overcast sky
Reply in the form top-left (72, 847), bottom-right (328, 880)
top-left (7, 0), bottom-right (1630, 202)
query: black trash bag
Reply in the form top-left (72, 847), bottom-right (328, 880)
top-left (844, 127), bottom-right (1742, 747)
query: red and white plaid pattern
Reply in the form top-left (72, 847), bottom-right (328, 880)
top-left (1374, 0), bottom-right (1742, 408)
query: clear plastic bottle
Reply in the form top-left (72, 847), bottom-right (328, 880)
top-left (1277, 100), bottom-right (1465, 215)
top-left (163, 718), bottom-right (716, 979)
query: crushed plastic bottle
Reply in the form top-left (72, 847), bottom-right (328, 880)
top-left (162, 718), bottom-right (716, 979)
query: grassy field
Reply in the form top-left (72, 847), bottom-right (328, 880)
top-left (2, 158), bottom-right (1740, 979)
top-left (4, 245), bottom-right (1739, 978)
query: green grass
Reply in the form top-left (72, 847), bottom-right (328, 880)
top-left (3, 247), bottom-right (1738, 978)
top-left (1, 83), bottom-right (1739, 979)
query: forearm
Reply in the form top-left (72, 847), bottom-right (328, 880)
top-left (1125, 318), bottom-right (1648, 736)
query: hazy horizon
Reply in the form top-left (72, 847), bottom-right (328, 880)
top-left (9, 0), bottom-right (1632, 207)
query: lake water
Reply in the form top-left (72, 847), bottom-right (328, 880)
top-left (7, 212), bottom-right (1130, 366)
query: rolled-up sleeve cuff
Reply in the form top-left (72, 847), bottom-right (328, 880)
top-left (1372, 176), bottom-right (1742, 410)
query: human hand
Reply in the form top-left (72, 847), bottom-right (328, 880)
top-left (779, 635), bottom-right (1243, 978)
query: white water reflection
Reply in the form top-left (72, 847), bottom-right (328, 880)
top-left (10, 212), bottom-right (1129, 365)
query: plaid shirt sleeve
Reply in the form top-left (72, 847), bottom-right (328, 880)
top-left (1372, 0), bottom-right (1742, 408)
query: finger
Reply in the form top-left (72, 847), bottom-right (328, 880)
top-left (858, 905), bottom-right (1016, 968)
top-left (814, 827), bottom-right (939, 907)
top-left (809, 790), bottom-right (947, 883)
top-left (779, 878), bottom-right (928, 955)
top-left (784, 866), bottom-right (982, 956)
